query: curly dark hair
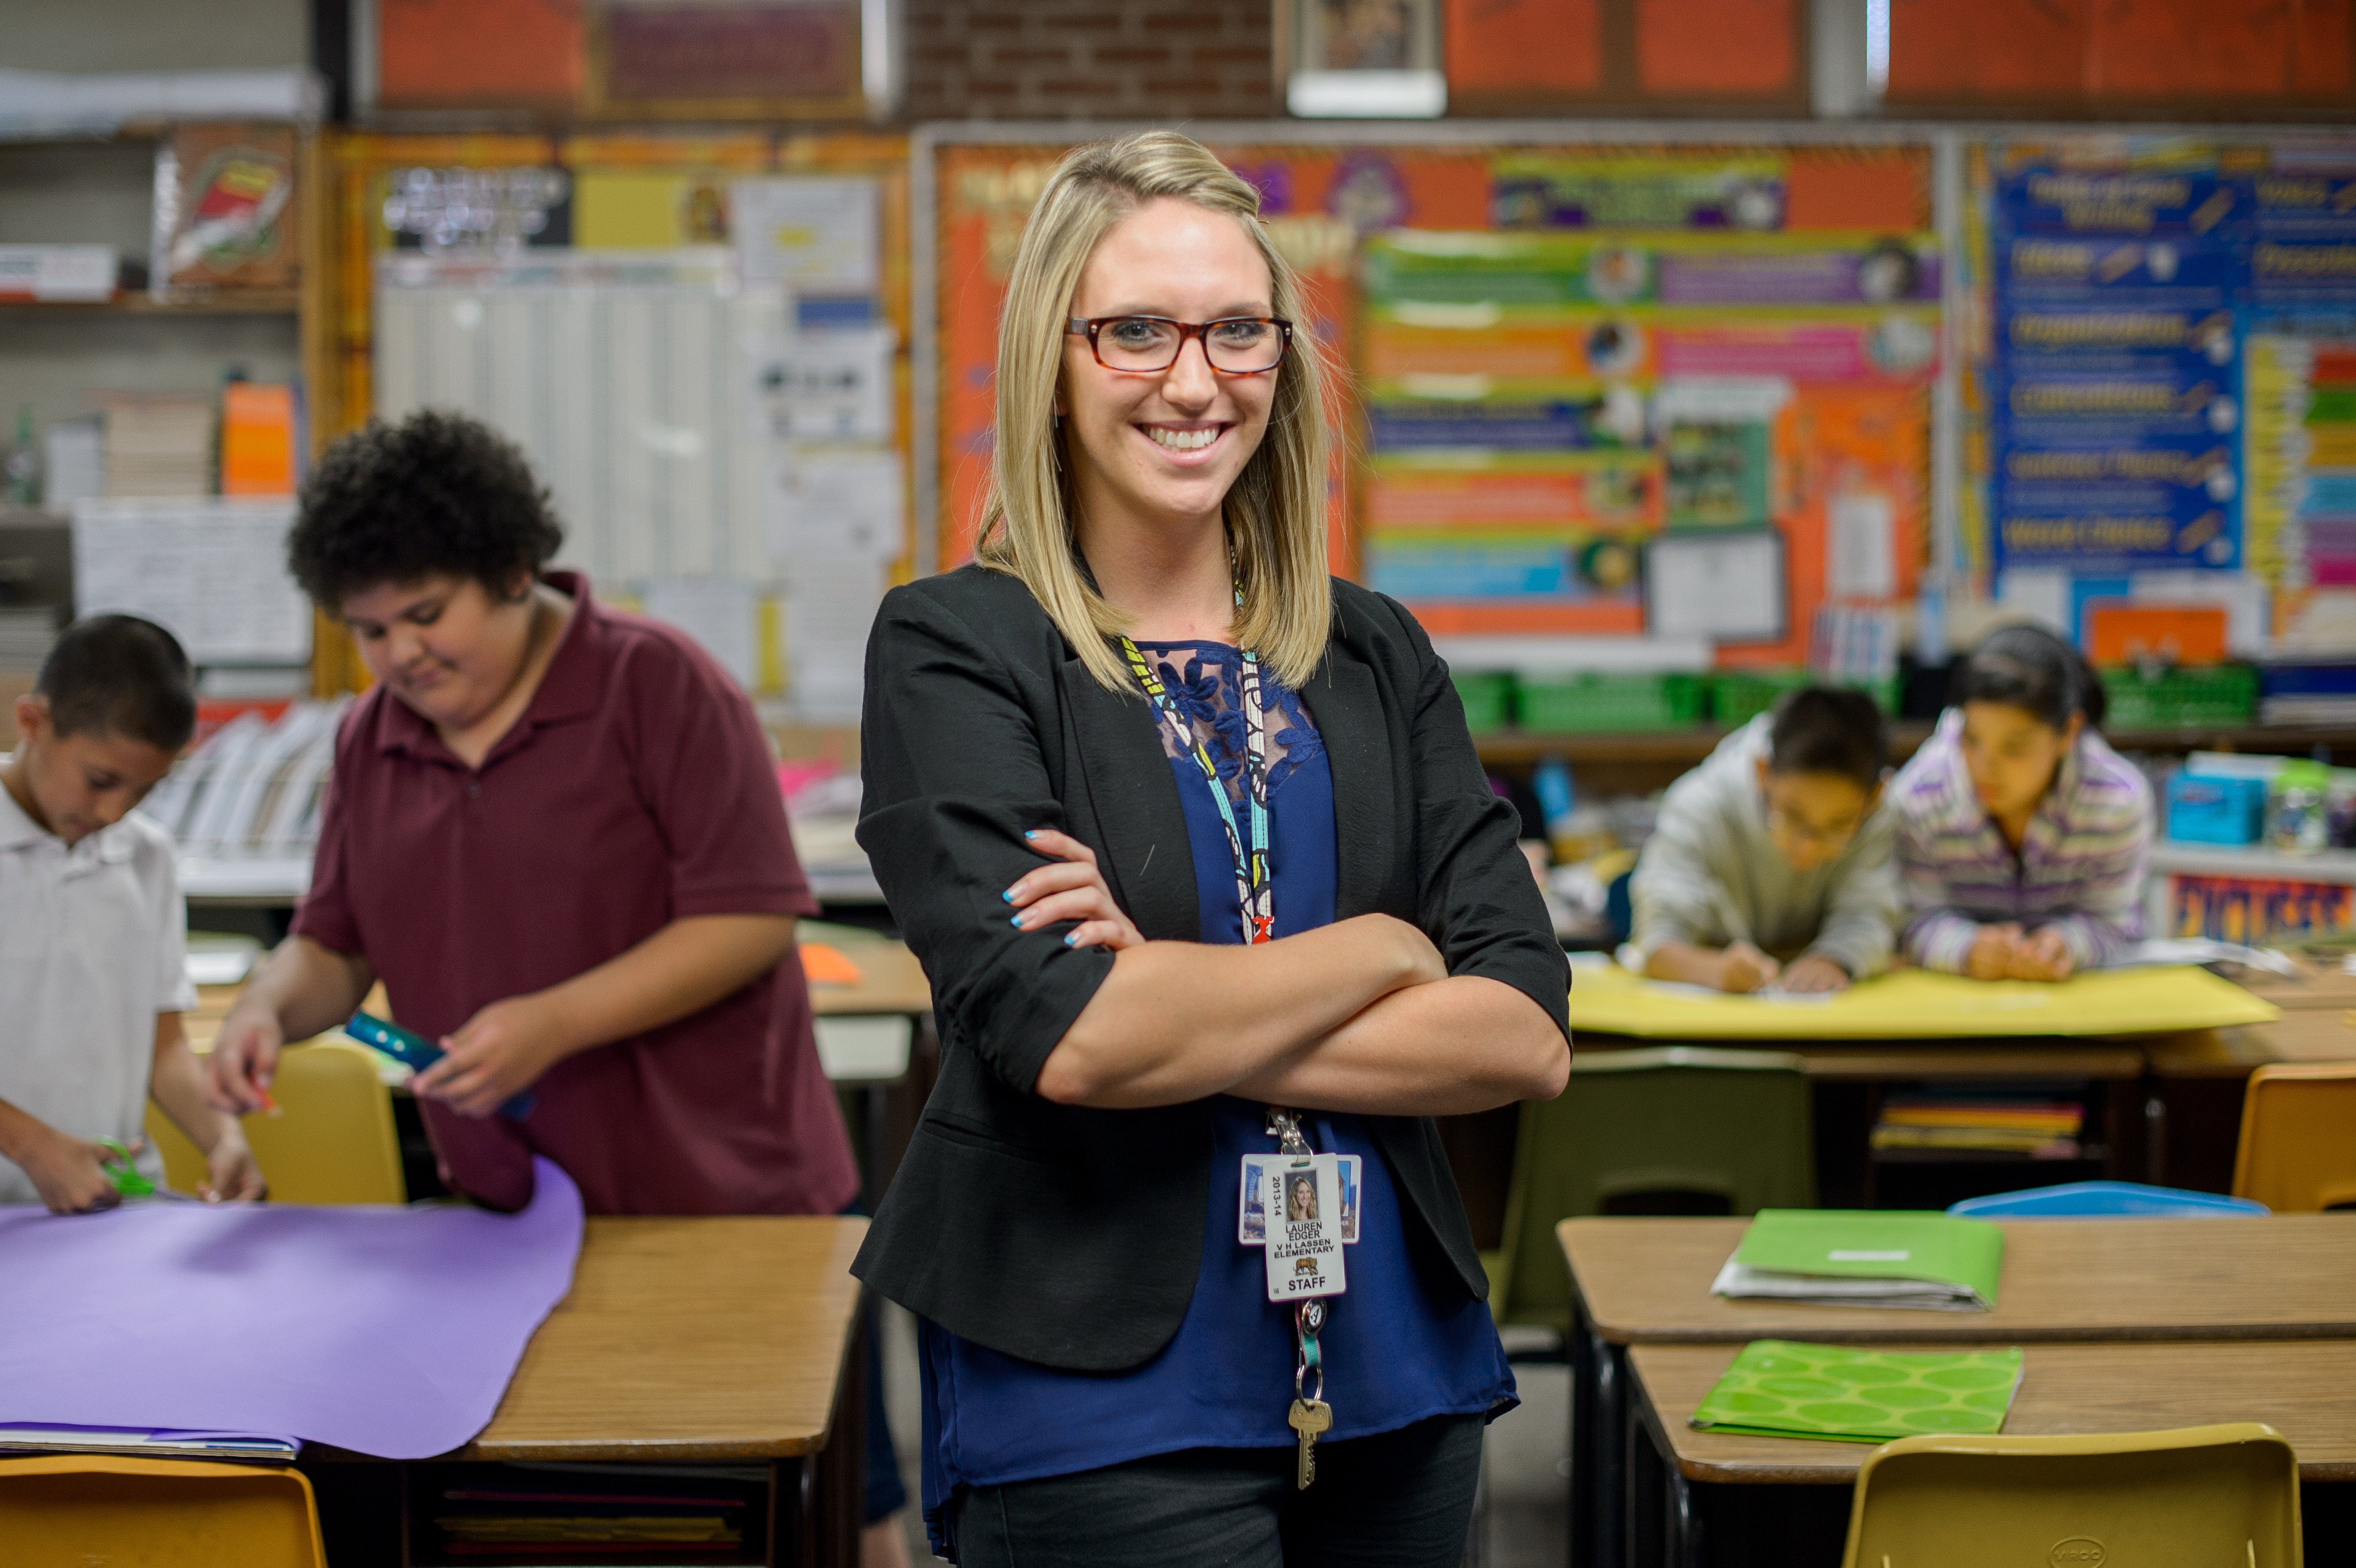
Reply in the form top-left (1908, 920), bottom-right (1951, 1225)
top-left (288, 410), bottom-right (564, 608)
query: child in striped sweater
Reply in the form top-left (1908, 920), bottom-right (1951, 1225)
top-left (1889, 625), bottom-right (2152, 980)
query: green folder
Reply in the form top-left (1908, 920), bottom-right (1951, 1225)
top-left (1690, 1340), bottom-right (2024, 1443)
top-left (1713, 1210), bottom-right (2005, 1310)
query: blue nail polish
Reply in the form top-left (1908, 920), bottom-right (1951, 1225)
top-left (1024, 829), bottom-right (1039, 839)
top-left (1063, 934), bottom-right (1077, 947)
top-left (1002, 888), bottom-right (1016, 902)
top-left (1010, 914), bottom-right (1024, 927)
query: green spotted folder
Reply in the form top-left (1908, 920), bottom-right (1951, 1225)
top-left (1690, 1340), bottom-right (2024, 1443)
top-left (1712, 1209), bottom-right (2005, 1310)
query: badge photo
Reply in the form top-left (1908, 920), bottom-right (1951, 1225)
top-left (1242, 1154), bottom-right (1360, 1245)
top-left (1262, 1155), bottom-right (1346, 1302)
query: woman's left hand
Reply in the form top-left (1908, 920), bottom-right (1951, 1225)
top-left (1006, 829), bottom-right (1145, 951)
top-left (414, 995), bottom-right (574, 1118)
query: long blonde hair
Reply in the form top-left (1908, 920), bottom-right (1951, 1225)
top-left (973, 131), bottom-right (1335, 693)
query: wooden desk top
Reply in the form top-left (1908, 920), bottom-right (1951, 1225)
top-left (1572, 1034), bottom-right (2147, 1082)
top-left (1630, 1340), bottom-right (2356, 1484)
top-left (192, 942), bottom-right (931, 1031)
top-left (1561, 1215), bottom-right (2356, 1346)
top-left (2144, 1009), bottom-right (2356, 1077)
top-left (460, 1214), bottom-right (867, 1462)
top-left (2236, 957), bottom-right (2356, 1011)
top-left (807, 940), bottom-right (931, 1018)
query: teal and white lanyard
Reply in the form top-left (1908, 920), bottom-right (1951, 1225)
top-left (1116, 615), bottom-right (1275, 946)
top-left (1118, 619), bottom-right (1336, 1483)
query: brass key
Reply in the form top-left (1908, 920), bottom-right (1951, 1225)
top-left (1289, 1396), bottom-right (1333, 1489)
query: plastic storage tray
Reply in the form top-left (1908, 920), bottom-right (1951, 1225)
top-left (2101, 664), bottom-right (2259, 728)
top-left (1518, 671), bottom-right (1707, 733)
top-left (1450, 670), bottom-right (1513, 735)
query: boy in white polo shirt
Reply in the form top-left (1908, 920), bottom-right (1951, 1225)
top-left (0, 614), bottom-right (263, 1213)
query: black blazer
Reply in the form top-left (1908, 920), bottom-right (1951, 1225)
top-left (852, 564), bottom-right (1572, 1372)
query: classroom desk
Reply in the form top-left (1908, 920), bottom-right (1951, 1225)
top-left (1623, 1340), bottom-right (2356, 1568)
top-left (190, 943), bottom-right (939, 1205)
top-left (1558, 1215), bottom-right (2356, 1568)
top-left (304, 1214), bottom-right (870, 1568)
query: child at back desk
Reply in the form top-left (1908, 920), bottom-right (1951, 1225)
top-left (0, 616), bottom-right (263, 1213)
top-left (1889, 623), bottom-right (2150, 981)
top-left (1630, 686), bottom-right (1901, 993)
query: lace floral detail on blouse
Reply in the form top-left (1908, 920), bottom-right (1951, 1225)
top-left (1135, 641), bottom-right (1325, 808)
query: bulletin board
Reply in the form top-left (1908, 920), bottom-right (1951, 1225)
top-left (313, 130), bottom-right (914, 714)
top-left (1958, 133), bottom-right (2356, 652)
top-left (926, 131), bottom-right (1939, 671)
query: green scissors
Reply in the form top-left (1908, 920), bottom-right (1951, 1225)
top-left (96, 1137), bottom-right (158, 1200)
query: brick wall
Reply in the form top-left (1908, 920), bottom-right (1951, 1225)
top-left (903, 0), bottom-right (1277, 120)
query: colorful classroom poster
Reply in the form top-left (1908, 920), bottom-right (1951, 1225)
top-left (935, 142), bottom-right (1934, 662)
top-left (1986, 149), bottom-right (2249, 578)
top-left (1973, 138), bottom-right (2356, 649)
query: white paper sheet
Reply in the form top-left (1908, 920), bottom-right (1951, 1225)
top-left (766, 449), bottom-right (905, 565)
top-left (752, 327), bottom-right (895, 444)
top-left (732, 177), bottom-right (880, 294)
top-left (642, 577), bottom-right (760, 690)
top-left (71, 498), bottom-right (311, 664)
top-left (1827, 490), bottom-right (1898, 599)
top-left (1645, 530), bottom-right (1786, 642)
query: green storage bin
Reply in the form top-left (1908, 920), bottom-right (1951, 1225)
top-left (2100, 664), bottom-right (2258, 728)
top-left (1712, 669), bottom-right (1812, 728)
top-left (1452, 670), bottom-right (1513, 734)
top-left (1714, 669), bottom-right (1898, 729)
top-left (1517, 671), bottom-right (1707, 733)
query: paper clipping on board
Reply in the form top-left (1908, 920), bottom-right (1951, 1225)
top-left (72, 498), bottom-right (311, 665)
top-left (732, 176), bottom-right (880, 294)
top-left (752, 327), bottom-right (895, 444)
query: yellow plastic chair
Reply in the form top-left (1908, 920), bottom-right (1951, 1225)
top-left (2233, 1062), bottom-right (2356, 1213)
top-left (1485, 1045), bottom-right (1814, 1332)
top-left (0, 1455), bottom-right (326, 1567)
top-left (148, 1039), bottom-right (406, 1205)
top-left (1840, 1423), bottom-right (2303, 1568)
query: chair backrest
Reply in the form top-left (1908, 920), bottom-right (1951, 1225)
top-left (1950, 1180), bottom-right (2269, 1218)
top-left (1492, 1046), bottom-right (1814, 1330)
top-left (149, 1040), bottom-right (405, 1205)
top-left (0, 1455), bottom-right (326, 1567)
top-left (1841, 1423), bottom-right (2302, 1568)
top-left (2234, 1063), bottom-right (2356, 1213)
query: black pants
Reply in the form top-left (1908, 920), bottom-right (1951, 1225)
top-left (948, 1412), bottom-right (1483, 1567)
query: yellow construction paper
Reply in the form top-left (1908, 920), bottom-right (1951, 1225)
top-left (1566, 963), bottom-right (2276, 1040)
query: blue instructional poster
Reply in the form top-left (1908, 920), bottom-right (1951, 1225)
top-left (1989, 154), bottom-right (2252, 576)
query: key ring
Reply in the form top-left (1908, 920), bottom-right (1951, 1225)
top-left (1294, 1351), bottom-right (1324, 1406)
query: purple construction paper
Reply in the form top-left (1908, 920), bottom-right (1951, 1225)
top-left (0, 1157), bottom-right (583, 1459)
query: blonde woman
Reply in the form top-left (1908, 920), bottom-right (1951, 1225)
top-left (855, 131), bottom-right (1570, 1566)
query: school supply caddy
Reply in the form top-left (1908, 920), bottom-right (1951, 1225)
top-left (1711, 1210), bottom-right (2005, 1311)
top-left (1689, 1340), bottom-right (2023, 1442)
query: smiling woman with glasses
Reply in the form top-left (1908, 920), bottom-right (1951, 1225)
top-left (852, 131), bottom-right (1570, 1566)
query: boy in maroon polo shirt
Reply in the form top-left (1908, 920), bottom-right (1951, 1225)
top-left (210, 412), bottom-right (907, 1563)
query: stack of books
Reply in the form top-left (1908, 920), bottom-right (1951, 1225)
top-left (1871, 1096), bottom-right (2083, 1160)
top-left (100, 393), bottom-right (215, 498)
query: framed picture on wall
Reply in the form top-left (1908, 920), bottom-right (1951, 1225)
top-left (1279, 0), bottom-right (1448, 116)
top-left (584, 0), bottom-right (870, 120)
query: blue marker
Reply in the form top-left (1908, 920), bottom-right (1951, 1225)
top-left (345, 1011), bottom-right (536, 1121)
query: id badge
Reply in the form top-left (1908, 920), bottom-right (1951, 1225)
top-left (1241, 1154), bottom-right (1359, 1244)
top-left (1259, 1155), bottom-right (1347, 1302)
